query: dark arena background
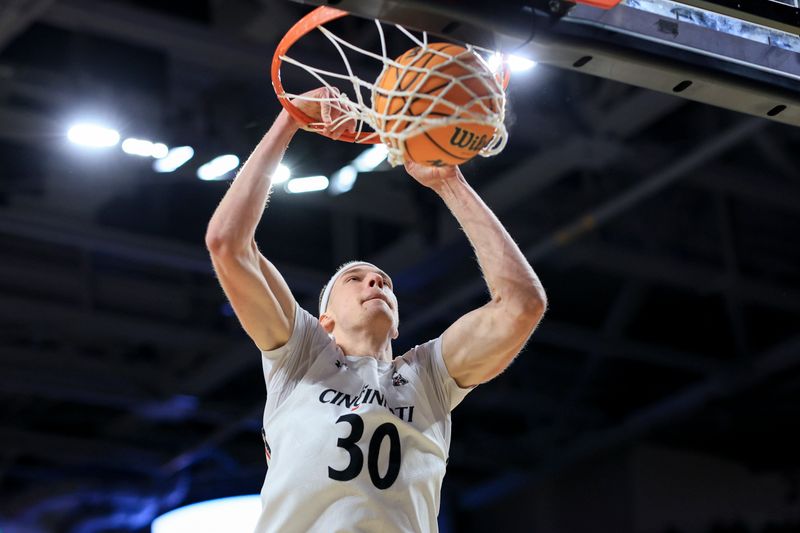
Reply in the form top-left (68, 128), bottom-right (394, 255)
top-left (1, 0), bottom-right (800, 532)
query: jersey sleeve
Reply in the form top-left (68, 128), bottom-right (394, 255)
top-left (260, 305), bottom-right (332, 407)
top-left (408, 335), bottom-right (477, 412)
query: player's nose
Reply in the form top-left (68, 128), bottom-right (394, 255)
top-left (366, 273), bottom-right (383, 288)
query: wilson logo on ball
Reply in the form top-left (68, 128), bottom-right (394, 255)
top-left (450, 127), bottom-right (490, 152)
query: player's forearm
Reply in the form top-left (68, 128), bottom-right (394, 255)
top-left (206, 110), bottom-right (299, 252)
top-left (433, 169), bottom-right (547, 313)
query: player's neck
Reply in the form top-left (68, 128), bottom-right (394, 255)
top-left (335, 329), bottom-right (393, 362)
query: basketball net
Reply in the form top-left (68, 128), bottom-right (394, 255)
top-left (273, 7), bottom-right (509, 167)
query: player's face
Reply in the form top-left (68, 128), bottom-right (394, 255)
top-left (328, 266), bottom-right (399, 335)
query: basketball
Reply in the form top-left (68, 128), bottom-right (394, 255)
top-left (372, 43), bottom-right (502, 167)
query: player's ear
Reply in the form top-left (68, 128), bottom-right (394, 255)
top-left (319, 313), bottom-right (335, 334)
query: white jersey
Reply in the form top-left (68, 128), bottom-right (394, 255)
top-left (252, 305), bottom-right (474, 533)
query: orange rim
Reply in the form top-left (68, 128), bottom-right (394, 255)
top-left (574, 0), bottom-right (622, 8)
top-left (272, 6), bottom-right (376, 144)
top-left (271, 6), bottom-right (511, 144)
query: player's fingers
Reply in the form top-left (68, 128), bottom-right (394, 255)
top-left (341, 117), bottom-right (357, 134)
top-left (323, 123), bottom-right (344, 140)
top-left (321, 101), bottom-right (332, 125)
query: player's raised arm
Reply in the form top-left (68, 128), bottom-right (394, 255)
top-left (206, 87), bottom-right (348, 352)
top-left (205, 107), bottom-right (299, 352)
top-left (404, 162), bottom-right (548, 388)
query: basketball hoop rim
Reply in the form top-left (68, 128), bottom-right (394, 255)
top-left (271, 6), bottom-right (512, 144)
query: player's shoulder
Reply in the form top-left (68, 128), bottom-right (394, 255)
top-left (394, 337), bottom-right (439, 370)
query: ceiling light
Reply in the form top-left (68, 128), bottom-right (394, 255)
top-left (273, 163), bottom-right (291, 184)
top-left (122, 138), bottom-right (159, 157)
top-left (352, 144), bottom-right (388, 172)
top-left (330, 165), bottom-right (358, 195)
top-left (151, 143), bottom-right (169, 159)
top-left (67, 123), bottom-right (120, 148)
top-left (488, 52), bottom-right (537, 73)
top-left (153, 146), bottom-right (194, 173)
top-left (286, 175), bottom-right (329, 193)
top-left (197, 154), bottom-right (240, 181)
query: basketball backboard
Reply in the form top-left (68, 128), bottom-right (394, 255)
top-left (288, 0), bottom-right (800, 128)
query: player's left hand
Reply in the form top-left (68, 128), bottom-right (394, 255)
top-left (290, 86), bottom-right (356, 140)
top-left (403, 161), bottom-right (461, 191)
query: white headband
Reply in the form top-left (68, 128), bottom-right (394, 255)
top-left (318, 261), bottom-right (380, 317)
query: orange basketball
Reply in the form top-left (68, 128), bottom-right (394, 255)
top-left (372, 43), bottom-right (502, 167)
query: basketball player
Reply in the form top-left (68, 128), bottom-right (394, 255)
top-left (205, 87), bottom-right (547, 532)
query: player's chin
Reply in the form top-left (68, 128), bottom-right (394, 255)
top-left (362, 300), bottom-right (395, 317)
top-left (363, 298), bottom-right (390, 310)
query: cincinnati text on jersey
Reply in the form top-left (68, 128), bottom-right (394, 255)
top-left (318, 385), bottom-right (415, 422)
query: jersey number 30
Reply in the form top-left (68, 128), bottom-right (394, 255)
top-left (328, 413), bottom-right (401, 490)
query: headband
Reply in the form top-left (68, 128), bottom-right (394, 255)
top-left (318, 261), bottom-right (380, 316)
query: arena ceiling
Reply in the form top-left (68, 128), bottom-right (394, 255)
top-left (0, 0), bottom-right (798, 531)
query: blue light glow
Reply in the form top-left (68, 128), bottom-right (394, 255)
top-left (151, 495), bottom-right (261, 533)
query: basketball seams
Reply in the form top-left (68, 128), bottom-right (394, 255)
top-left (373, 42), bottom-right (502, 165)
top-left (388, 43), bottom-right (453, 132)
top-left (398, 43), bottom-right (449, 92)
top-left (384, 44), bottom-right (466, 136)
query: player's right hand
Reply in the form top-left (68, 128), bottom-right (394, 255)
top-left (290, 86), bottom-right (356, 140)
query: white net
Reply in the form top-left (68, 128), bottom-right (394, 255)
top-left (278, 18), bottom-right (509, 167)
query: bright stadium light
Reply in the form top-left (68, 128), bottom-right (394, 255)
top-left (507, 54), bottom-right (537, 72)
top-left (330, 165), bottom-right (358, 195)
top-left (352, 144), bottom-right (388, 172)
top-left (197, 154), bottom-right (240, 181)
top-left (487, 52), bottom-right (536, 73)
top-left (286, 175), bottom-right (329, 193)
top-left (67, 123), bottom-right (120, 148)
top-left (151, 142), bottom-right (169, 159)
top-left (153, 146), bottom-right (194, 173)
top-left (151, 495), bottom-right (260, 533)
top-left (273, 163), bottom-right (291, 184)
top-left (122, 138), bottom-right (167, 157)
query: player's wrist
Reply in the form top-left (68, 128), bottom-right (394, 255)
top-left (429, 167), bottom-right (467, 196)
top-left (276, 109), bottom-right (302, 134)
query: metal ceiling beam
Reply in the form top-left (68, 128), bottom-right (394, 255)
top-left (0, 427), bottom-right (163, 474)
top-left (545, 281), bottom-right (650, 448)
top-left (0, 0), bottom-right (55, 52)
top-left (0, 347), bottom-right (242, 425)
top-left (371, 89), bottom-right (686, 271)
top-left (0, 105), bottom-right (61, 142)
top-left (0, 209), bottom-right (323, 411)
top-left (0, 293), bottom-right (229, 350)
top-left (0, 206), bottom-right (326, 293)
top-left (400, 118), bottom-right (766, 338)
top-left (0, 253), bottom-right (215, 322)
top-left (534, 318), bottom-right (721, 374)
top-left (752, 131), bottom-right (798, 180)
top-left (40, 0), bottom-right (272, 77)
top-left (462, 331), bottom-right (800, 507)
top-left (714, 193), bottom-right (750, 358)
top-left (2, 476), bottom-right (188, 531)
top-left (535, 331), bottom-right (800, 479)
top-left (562, 241), bottom-right (800, 313)
top-left (161, 403), bottom-right (262, 475)
top-left (0, 345), bottom-right (168, 395)
top-left (687, 167), bottom-right (800, 214)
